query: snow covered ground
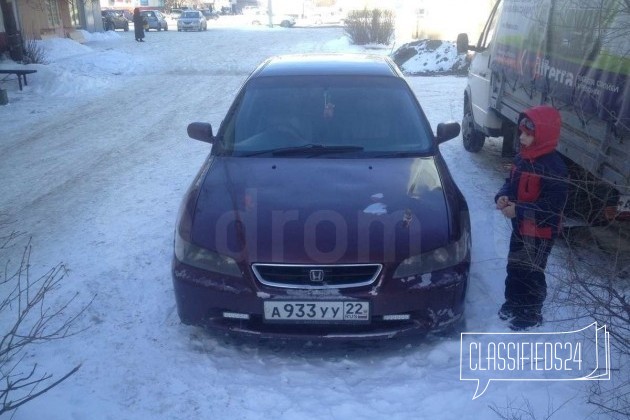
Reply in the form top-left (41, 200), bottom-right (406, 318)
top-left (0, 24), bottom-right (615, 419)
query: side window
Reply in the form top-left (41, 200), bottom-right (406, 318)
top-left (478, 0), bottom-right (503, 50)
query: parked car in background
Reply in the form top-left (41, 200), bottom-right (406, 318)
top-left (101, 10), bottom-right (130, 31)
top-left (140, 10), bottom-right (168, 31)
top-left (220, 6), bottom-right (234, 15)
top-left (177, 10), bottom-right (207, 31)
top-left (250, 10), bottom-right (296, 27)
top-left (172, 54), bottom-right (470, 340)
top-left (310, 10), bottom-right (345, 26)
top-left (200, 9), bottom-right (220, 20)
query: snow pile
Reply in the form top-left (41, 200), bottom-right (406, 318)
top-left (1, 33), bottom-right (146, 97)
top-left (392, 39), bottom-right (469, 75)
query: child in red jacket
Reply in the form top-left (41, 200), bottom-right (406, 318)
top-left (495, 105), bottom-right (568, 330)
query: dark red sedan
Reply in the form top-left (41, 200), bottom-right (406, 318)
top-left (172, 54), bottom-right (471, 340)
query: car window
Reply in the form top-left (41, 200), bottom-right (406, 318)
top-left (219, 75), bottom-right (434, 156)
top-left (182, 12), bottom-right (199, 18)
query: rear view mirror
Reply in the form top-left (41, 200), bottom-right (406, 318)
top-left (187, 122), bottom-right (214, 143)
top-left (456, 33), bottom-right (469, 54)
top-left (457, 33), bottom-right (481, 53)
top-left (436, 122), bottom-right (461, 144)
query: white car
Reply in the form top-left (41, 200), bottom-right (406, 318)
top-left (177, 10), bottom-right (207, 31)
top-left (251, 10), bottom-right (296, 27)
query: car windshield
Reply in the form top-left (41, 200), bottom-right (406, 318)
top-left (218, 75), bottom-right (434, 157)
top-left (182, 12), bottom-right (199, 18)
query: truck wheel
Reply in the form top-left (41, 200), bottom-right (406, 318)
top-left (462, 100), bottom-right (485, 152)
top-left (565, 163), bottom-right (618, 224)
top-left (501, 122), bottom-right (517, 157)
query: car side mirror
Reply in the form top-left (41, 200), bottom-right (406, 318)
top-left (436, 122), bottom-right (461, 144)
top-left (187, 122), bottom-right (214, 143)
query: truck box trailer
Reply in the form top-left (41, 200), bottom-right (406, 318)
top-left (457, 0), bottom-right (629, 223)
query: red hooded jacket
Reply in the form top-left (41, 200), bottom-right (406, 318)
top-left (495, 105), bottom-right (568, 239)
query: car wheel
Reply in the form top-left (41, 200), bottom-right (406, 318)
top-left (124, 23), bottom-right (129, 31)
top-left (157, 25), bottom-right (161, 31)
top-left (462, 98), bottom-right (485, 153)
top-left (165, 24), bottom-right (168, 31)
top-left (280, 20), bottom-right (290, 28)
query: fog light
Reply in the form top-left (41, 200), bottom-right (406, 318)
top-left (383, 314), bottom-right (410, 321)
top-left (223, 312), bottom-right (250, 320)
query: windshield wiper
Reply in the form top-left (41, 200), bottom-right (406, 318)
top-left (242, 144), bottom-right (364, 157)
top-left (273, 144), bottom-right (364, 156)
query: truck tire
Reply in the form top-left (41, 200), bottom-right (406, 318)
top-left (501, 122), bottom-right (517, 157)
top-left (565, 163), bottom-right (618, 224)
top-left (462, 99), bottom-right (485, 153)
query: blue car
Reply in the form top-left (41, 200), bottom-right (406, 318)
top-left (140, 10), bottom-right (168, 31)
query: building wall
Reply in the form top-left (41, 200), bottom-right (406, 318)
top-left (99, 0), bottom-right (163, 11)
top-left (18, 0), bottom-right (66, 39)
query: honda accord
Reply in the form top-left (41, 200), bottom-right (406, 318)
top-left (172, 54), bottom-right (471, 340)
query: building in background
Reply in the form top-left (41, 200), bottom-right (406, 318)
top-left (1, 0), bottom-right (101, 59)
top-left (100, 0), bottom-right (163, 12)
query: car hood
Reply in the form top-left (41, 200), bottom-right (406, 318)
top-left (190, 157), bottom-right (450, 264)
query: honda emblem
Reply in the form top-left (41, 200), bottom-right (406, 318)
top-left (309, 269), bottom-right (325, 282)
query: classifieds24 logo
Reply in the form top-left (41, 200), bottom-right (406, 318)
top-left (460, 322), bottom-right (610, 399)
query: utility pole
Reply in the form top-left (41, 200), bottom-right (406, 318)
top-left (267, 0), bottom-right (273, 27)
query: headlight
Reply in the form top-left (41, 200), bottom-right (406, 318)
top-left (175, 232), bottom-right (242, 277)
top-left (393, 212), bottom-right (470, 278)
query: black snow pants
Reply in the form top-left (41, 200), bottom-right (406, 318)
top-left (504, 231), bottom-right (554, 311)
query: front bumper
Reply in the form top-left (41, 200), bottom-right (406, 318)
top-left (171, 258), bottom-right (469, 340)
top-left (178, 23), bottom-right (200, 30)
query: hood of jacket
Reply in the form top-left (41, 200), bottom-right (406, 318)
top-left (519, 105), bottom-right (561, 160)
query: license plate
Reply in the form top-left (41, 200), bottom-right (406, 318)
top-left (618, 195), bottom-right (630, 213)
top-left (264, 301), bottom-right (369, 323)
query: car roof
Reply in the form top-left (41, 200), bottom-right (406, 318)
top-left (252, 54), bottom-right (402, 78)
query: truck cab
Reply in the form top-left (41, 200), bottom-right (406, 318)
top-left (457, 0), bottom-right (630, 223)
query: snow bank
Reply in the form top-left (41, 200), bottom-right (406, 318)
top-left (392, 39), bottom-right (469, 75)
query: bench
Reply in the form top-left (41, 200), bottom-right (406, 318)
top-left (0, 69), bottom-right (38, 91)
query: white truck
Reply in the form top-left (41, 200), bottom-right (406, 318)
top-left (457, 0), bottom-right (629, 223)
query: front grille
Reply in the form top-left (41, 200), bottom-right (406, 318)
top-left (251, 263), bottom-right (382, 289)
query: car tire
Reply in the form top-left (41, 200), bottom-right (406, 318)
top-left (157, 25), bottom-right (161, 32)
top-left (124, 22), bottom-right (129, 31)
top-left (165, 24), bottom-right (168, 31)
top-left (280, 20), bottom-right (290, 28)
top-left (462, 98), bottom-right (485, 153)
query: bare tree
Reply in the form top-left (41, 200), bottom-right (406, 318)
top-left (0, 229), bottom-right (93, 416)
top-left (550, 219), bottom-right (630, 419)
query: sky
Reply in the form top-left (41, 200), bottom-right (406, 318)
top-left (0, 16), bottom-right (622, 420)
